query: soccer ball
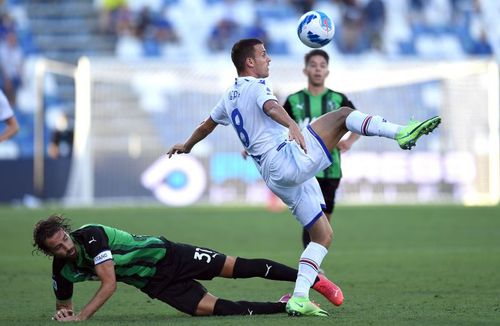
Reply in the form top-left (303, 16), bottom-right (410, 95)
top-left (297, 11), bottom-right (335, 48)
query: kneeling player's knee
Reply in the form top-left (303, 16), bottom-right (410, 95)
top-left (195, 293), bottom-right (218, 316)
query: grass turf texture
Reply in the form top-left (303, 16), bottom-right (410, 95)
top-left (0, 205), bottom-right (499, 325)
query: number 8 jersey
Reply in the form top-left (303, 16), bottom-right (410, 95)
top-left (210, 77), bottom-right (288, 157)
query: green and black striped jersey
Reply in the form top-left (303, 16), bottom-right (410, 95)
top-left (52, 224), bottom-right (168, 300)
top-left (283, 88), bottom-right (356, 179)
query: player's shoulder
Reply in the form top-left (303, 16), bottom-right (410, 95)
top-left (72, 224), bottom-right (110, 241)
top-left (75, 224), bottom-right (105, 233)
top-left (327, 88), bottom-right (348, 98)
top-left (285, 89), bottom-right (306, 101)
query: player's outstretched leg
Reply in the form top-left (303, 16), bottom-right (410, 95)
top-left (344, 110), bottom-right (441, 150)
top-left (213, 298), bottom-right (286, 316)
top-left (310, 107), bottom-right (441, 152)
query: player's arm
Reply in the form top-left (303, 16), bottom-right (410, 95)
top-left (0, 115), bottom-right (19, 142)
top-left (55, 260), bottom-right (116, 321)
top-left (52, 259), bottom-right (75, 321)
top-left (263, 99), bottom-right (307, 153)
top-left (282, 97), bottom-right (295, 119)
top-left (72, 260), bottom-right (116, 321)
top-left (337, 94), bottom-right (360, 152)
top-left (167, 116), bottom-right (218, 158)
top-left (337, 132), bottom-right (360, 153)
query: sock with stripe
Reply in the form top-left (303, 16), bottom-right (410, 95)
top-left (293, 242), bottom-right (328, 298)
top-left (346, 110), bottom-right (402, 138)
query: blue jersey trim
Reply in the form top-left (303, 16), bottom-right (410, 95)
top-left (305, 210), bottom-right (324, 230)
top-left (306, 125), bottom-right (332, 163)
top-left (276, 141), bottom-right (287, 152)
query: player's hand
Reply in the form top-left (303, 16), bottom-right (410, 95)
top-left (241, 149), bottom-right (249, 160)
top-left (337, 140), bottom-right (352, 153)
top-left (288, 124), bottom-right (307, 154)
top-left (53, 308), bottom-right (74, 321)
top-left (166, 144), bottom-right (189, 158)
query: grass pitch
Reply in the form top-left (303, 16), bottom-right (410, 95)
top-left (0, 204), bottom-right (499, 325)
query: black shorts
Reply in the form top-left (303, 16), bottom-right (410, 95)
top-left (317, 178), bottom-right (341, 215)
top-left (141, 240), bottom-right (226, 315)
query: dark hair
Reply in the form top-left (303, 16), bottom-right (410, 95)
top-left (304, 49), bottom-right (329, 66)
top-left (32, 214), bottom-right (72, 256)
top-left (231, 38), bottom-right (264, 74)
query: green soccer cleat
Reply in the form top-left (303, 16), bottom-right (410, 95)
top-left (285, 296), bottom-right (329, 317)
top-left (395, 116), bottom-right (441, 150)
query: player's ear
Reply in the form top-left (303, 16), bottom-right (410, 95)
top-left (246, 57), bottom-right (255, 69)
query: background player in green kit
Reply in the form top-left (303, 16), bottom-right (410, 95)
top-left (32, 214), bottom-right (339, 321)
top-left (283, 49), bottom-right (360, 251)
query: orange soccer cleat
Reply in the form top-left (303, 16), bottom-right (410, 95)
top-left (312, 274), bottom-right (344, 306)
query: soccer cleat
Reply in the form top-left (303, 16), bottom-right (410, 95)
top-left (395, 116), bottom-right (441, 150)
top-left (279, 293), bottom-right (292, 304)
top-left (312, 274), bottom-right (344, 306)
top-left (285, 296), bottom-right (329, 317)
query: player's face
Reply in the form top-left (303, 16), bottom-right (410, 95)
top-left (252, 44), bottom-right (271, 78)
top-left (304, 55), bottom-right (329, 87)
top-left (45, 229), bottom-right (78, 260)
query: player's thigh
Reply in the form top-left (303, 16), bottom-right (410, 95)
top-left (310, 107), bottom-right (353, 151)
top-left (171, 242), bottom-right (227, 280)
top-left (317, 178), bottom-right (341, 215)
top-left (154, 279), bottom-right (210, 316)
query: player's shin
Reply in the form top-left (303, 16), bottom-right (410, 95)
top-left (346, 110), bottom-right (401, 138)
top-left (293, 242), bottom-right (328, 298)
top-left (213, 298), bottom-right (285, 315)
top-left (232, 258), bottom-right (297, 281)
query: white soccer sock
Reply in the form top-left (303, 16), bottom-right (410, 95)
top-left (293, 242), bottom-right (328, 298)
top-left (346, 110), bottom-right (402, 139)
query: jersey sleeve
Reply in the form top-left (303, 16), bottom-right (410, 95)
top-left (210, 96), bottom-right (231, 126)
top-left (52, 258), bottom-right (73, 301)
top-left (0, 91), bottom-right (13, 121)
top-left (77, 226), bottom-right (113, 265)
top-left (255, 80), bottom-right (278, 110)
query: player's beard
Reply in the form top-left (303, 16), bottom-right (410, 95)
top-left (66, 247), bottom-right (77, 259)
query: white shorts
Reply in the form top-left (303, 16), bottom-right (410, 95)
top-left (257, 125), bottom-right (332, 228)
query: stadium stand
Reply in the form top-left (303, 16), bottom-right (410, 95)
top-left (0, 0), bottom-right (497, 203)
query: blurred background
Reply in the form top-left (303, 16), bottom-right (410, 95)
top-left (0, 0), bottom-right (498, 207)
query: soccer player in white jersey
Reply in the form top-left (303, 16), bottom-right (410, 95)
top-left (167, 38), bottom-right (440, 317)
top-left (0, 89), bottom-right (19, 143)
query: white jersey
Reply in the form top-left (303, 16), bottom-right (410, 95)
top-left (210, 77), bottom-right (288, 156)
top-left (0, 91), bottom-right (13, 121)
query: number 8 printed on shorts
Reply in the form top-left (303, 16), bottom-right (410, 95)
top-left (231, 109), bottom-right (249, 147)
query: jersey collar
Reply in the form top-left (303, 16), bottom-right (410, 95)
top-left (235, 76), bottom-right (258, 85)
top-left (303, 88), bottom-right (329, 97)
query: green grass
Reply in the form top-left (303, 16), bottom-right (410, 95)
top-left (0, 205), bottom-right (499, 325)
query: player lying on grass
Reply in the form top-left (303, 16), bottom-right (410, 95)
top-left (32, 215), bottom-right (342, 321)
